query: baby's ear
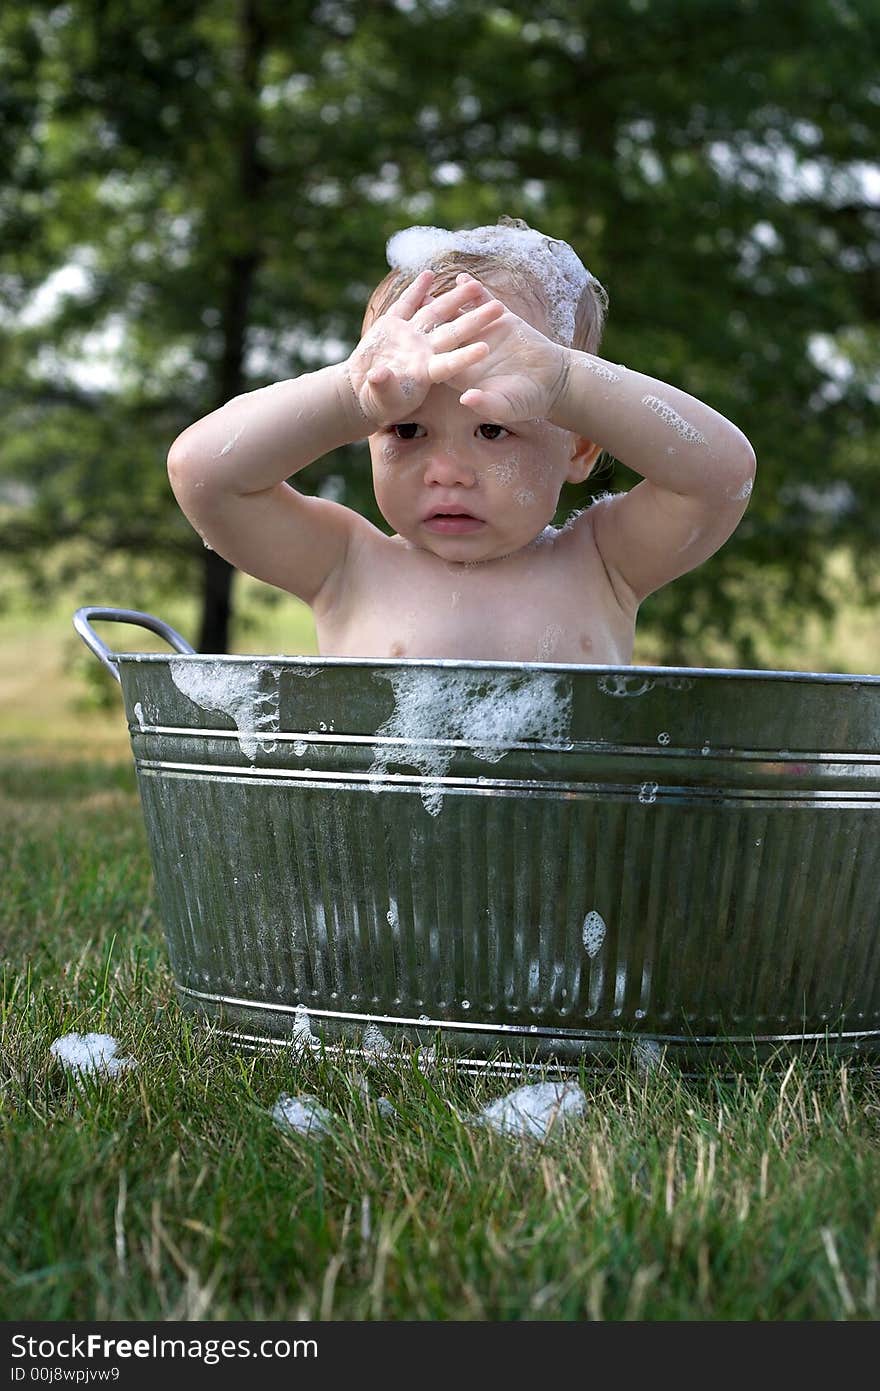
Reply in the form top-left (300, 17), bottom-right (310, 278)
top-left (567, 437), bottom-right (602, 484)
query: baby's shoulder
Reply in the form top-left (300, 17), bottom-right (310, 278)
top-left (539, 495), bottom-right (620, 553)
top-left (541, 496), bottom-right (638, 611)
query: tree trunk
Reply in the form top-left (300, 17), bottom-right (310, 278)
top-left (198, 0), bottom-right (269, 653)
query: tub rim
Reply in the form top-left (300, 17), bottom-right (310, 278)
top-left (114, 652), bottom-right (880, 687)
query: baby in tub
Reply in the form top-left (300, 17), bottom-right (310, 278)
top-left (167, 218), bottom-right (755, 665)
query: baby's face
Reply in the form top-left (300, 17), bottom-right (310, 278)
top-left (368, 292), bottom-right (588, 564)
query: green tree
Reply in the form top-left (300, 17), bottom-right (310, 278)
top-left (2, 0), bottom-right (878, 662)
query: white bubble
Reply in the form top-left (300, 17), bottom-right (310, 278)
top-left (582, 910), bottom-right (606, 958)
top-left (169, 660), bottom-right (280, 760)
top-left (474, 1082), bottom-right (586, 1141)
top-left (582, 356), bottom-right (621, 382)
top-left (640, 394), bottom-right (706, 445)
top-left (271, 1094), bottom-right (332, 1136)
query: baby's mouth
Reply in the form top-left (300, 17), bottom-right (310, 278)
top-left (423, 507), bottom-right (485, 535)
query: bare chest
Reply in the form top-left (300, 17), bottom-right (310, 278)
top-left (317, 528), bottom-right (636, 665)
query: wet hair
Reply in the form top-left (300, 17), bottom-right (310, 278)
top-left (362, 215), bottom-right (609, 354)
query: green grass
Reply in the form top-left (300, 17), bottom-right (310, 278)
top-left (2, 754), bottom-right (880, 1321)
top-left (2, 581), bottom-right (880, 1321)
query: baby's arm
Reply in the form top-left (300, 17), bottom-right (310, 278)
top-left (167, 272), bottom-right (499, 607)
top-left (447, 276), bottom-right (756, 606)
top-left (550, 357), bottom-right (756, 604)
top-left (167, 363), bottom-right (366, 606)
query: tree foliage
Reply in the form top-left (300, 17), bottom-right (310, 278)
top-left (2, 0), bottom-right (878, 661)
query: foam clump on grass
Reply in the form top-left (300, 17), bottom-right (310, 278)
top-left (50, 1033), bottom-right (137, 1081)
top-left (475, 1081), bottom-right (586, 1141)
top-left (271, 1094), bottom-right (334, 1137)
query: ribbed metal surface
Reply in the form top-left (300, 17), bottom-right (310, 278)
top-left (118, 655), bottom-right (880, 1069)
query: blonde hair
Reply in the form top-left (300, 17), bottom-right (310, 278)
top-left (362, 215), bottom-right (608, 354)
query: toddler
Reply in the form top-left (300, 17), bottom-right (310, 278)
top-left (167, 217), bottom-right (756, 664)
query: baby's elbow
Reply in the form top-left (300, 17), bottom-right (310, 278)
top-left (728, 433), bottom-right (756, 504)
top-left (167, 434), bottom-right (197, 496)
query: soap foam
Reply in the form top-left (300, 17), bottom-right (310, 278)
top-left (386, 223), bottom-right (594, 346)
top-left (641, 395), bottom-right (707, 445)
top-left (475, 1081), bottom-right (586, 1141)
top-left (362, 1023), bottom-right (392, 1056)
top-left (582, 910), bottom-right (607, 958)
top-left (290, 1005), bottom-right (321, 1055)
top-left (370, 668), bottom-right (573, 815)
top-left (581, 356), bottom-right (622, 383)
top-left (50, 1032), bottom-right (137, 1081)
top-left (169, 660), bottom-right (280, 760)
top-left (487, 456), bottom-right (521, 486)
top-left (271, 1093), bottom-right (333, 1137)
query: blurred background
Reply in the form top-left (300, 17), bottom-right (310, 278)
top-left (1, 0), bottom-right (879, 753)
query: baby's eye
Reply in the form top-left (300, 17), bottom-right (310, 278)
top-left (477, 423), bottom-right (510, 441)
top-left (391, 423), bottom-right (426, 440)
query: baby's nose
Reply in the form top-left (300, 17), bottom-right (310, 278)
top-left (423, 449), bottom-right (477, 487)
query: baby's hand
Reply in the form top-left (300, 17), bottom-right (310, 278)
top-left (346, 271), bottom-right (504, 429)
top-left (445, 275), bottom-right (569, 424)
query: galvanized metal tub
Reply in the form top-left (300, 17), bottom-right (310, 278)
top-left (74, 606), bottom-right (880, 1073)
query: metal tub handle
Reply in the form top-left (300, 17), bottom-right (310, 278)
top-left (73, 606), bottom-right (196, 683)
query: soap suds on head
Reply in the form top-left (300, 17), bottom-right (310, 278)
top-left (514, 488), bottom-right (536, 507)
top-left (271, 1094), bottom-right (333, 1137)
top-left (169, 660), bottom-right (280, 760)
top-left (50, 1033), bottom-right (137, 1081)
top-left (370, 667), bottom-right (573, 815)
top-left (475, 1082), bottom-right (586, 1141)
top-left (731, 477), bottom-right (753, 501)
top-left (641, 395), bottom-right (707, 445)
top-left (386, 223), bottom-right (594, 346)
